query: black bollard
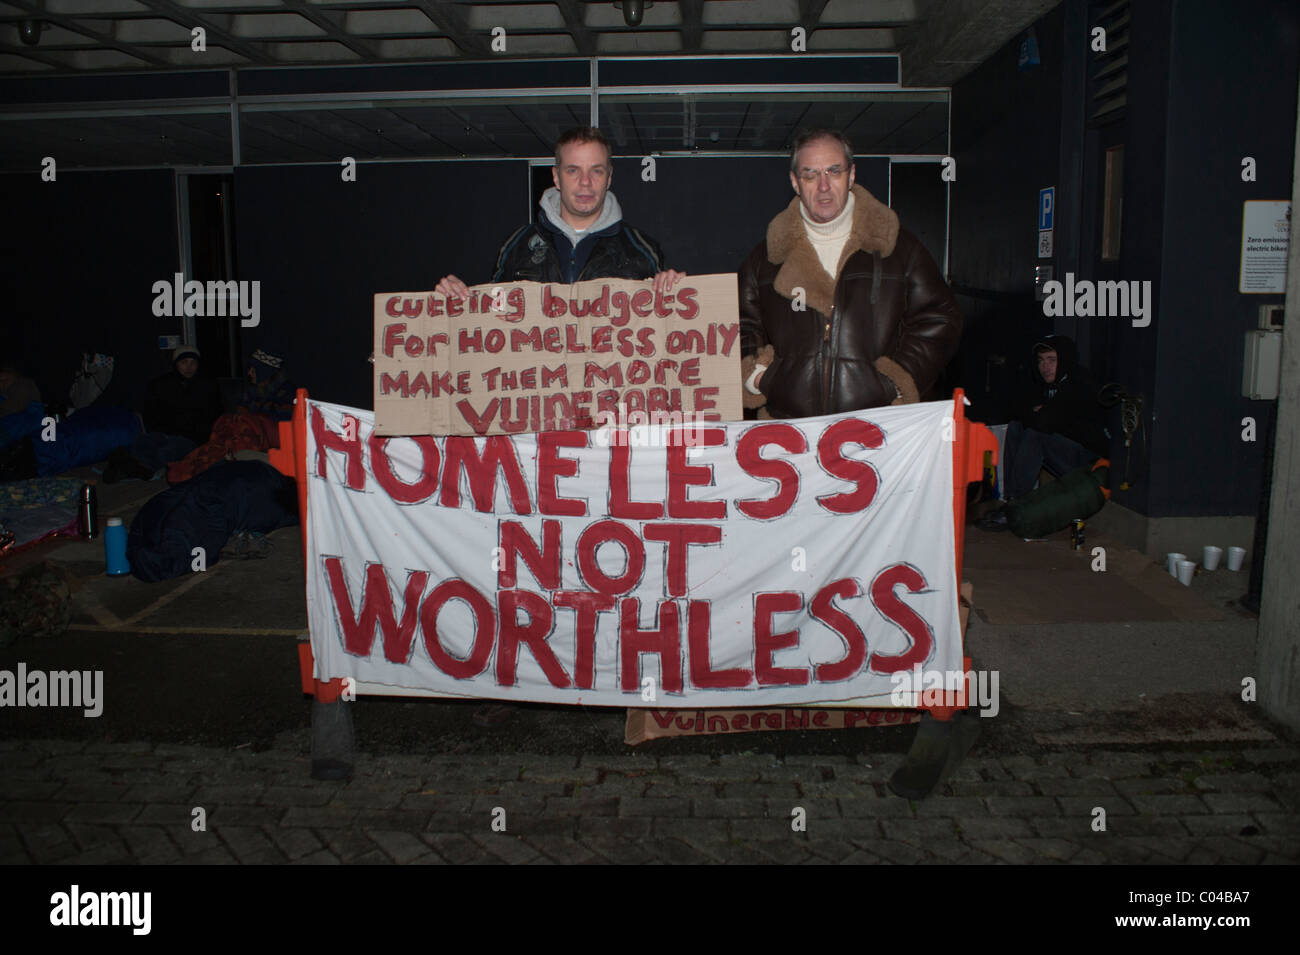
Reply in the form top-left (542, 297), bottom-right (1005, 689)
top-left (310, 699), bottom-right (355, 781)
top-left (888, 711), bottom-right (982, 800)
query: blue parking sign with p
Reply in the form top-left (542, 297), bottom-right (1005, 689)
top-left (1039, 187), bottom-right (1055, 231)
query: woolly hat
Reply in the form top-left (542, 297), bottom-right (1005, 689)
top-left (172, 345), bottom-right (200, 364)
top-left (250, 347), bottom-right (283, 369)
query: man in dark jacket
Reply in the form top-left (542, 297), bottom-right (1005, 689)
top-left (739, 128), bottom-right (962, 416)
top-left (435, 126), bottom-right (682, 298)
top-left (435, 127), bottom-right (683, 728)
top-left (979, 334), bottom-right (1108, 528)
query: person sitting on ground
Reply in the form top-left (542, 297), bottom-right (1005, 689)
top-left (0, 360), bottom-right (41, 421)
top-left (166, 348), bottom-right (296, 485)
top-left (104, 345), bottom-right (222, 483)
top-left (0, 360), bottom-right (43, 477)
top-left (978, 334), bottom-right (1108, 530)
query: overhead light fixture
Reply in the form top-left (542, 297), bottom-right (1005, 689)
top-left (19, 19), bottom-right (43, 46)
top-left (615, 1), bottom-right (649, 27)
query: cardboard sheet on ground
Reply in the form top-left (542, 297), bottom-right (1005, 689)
top-left (374, 275), bottom-right (741, 436)
top-left (965, 530), bottom-right (1224, 624)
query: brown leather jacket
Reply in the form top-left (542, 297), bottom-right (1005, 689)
top-left (739, 185), bottom-right (962, 417)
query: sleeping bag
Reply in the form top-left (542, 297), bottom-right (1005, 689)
top-left (126, 460), bottom-right (298, 582)
top-left (1006, 460), bottom-right (1111, 539)
top-left (32, 405), bottom-right (141, 476)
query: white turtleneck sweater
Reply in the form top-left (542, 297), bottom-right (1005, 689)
top-left (800, 192), bottom-right (856, 280)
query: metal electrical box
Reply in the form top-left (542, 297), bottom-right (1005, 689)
top-left (1243, 329), bottom-right (1283, 400)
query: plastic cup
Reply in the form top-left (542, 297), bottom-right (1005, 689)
top-left (1202, 546), bottom-right (1222, 571)
top-left (1227, 546), bottom-right (1246, 572)
top-left (1166, 552), bottom-right (1186, 577)
top-left (1176, 559), bottom-right (1196, 586)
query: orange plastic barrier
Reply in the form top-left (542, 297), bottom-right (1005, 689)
top-left (275, 388), bottom-right (996, 716)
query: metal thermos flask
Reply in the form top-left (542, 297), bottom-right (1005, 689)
top-left (78, 483), bottom-right (99, 540)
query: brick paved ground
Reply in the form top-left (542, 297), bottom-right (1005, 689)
top-left (2, 736), bottom-right (1297, 864)
top-left (4, 491), bottom-right (1294, 867)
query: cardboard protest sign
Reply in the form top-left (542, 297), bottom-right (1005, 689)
top-left (624, 707), bottom-right (924, 744)
top-left (374, 275), bottom-right (741, 436)
top-left (304, 398), bottom-right (964, 709)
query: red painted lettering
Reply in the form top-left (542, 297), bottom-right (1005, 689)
top-left (536, 431), bottom-right (587, 516)
top-left (735, 423), bottom-right (805, 519)
top-left (607, 443), bottom-right (662, 519)
top-left (642, 522), bottom-right (722, 597)
top-left (496, 519), bottom-right (562, 590)
top-left (816, 418), bottom-right (883, 513)
top-left (312, 405), bottom-right (366, 489)
top-left (553, 590), bottom-right (617, 690)
top-left (666, 427), bottom-right (726, 519)
top-left (440, 436), bottom-right (532, 514)
top-left (325, 559), bottom-right (426, 663)
top-left (867, 563), bottom-right (935, 673)
top-left (369, 435), bottom-right (439, 504)
top-left (420, 579), bottom-right (494, 679)
top-left (576, 520), bottom-right (645, 594)
top-left (754, 591), bottom-right (809, 686)
top-left (810, 578), bottom-right (867, 682)
top-left (496, 589), bottom-right (569, 688)
top-left (675, 287), bottom-right (699, 320)
top-left (619, 598), bottom-right (683, 693)
top-left (686, 600), bottom-right (752, 688)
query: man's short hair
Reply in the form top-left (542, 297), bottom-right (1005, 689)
top-left (554, 127), bottom-right (612, 165)
top-left (789, 128), bottom-right (854, 174)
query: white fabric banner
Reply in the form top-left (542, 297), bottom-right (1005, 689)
top-left (304, 399), bottom-right (961, 708)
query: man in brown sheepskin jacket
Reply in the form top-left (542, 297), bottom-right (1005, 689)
top-left (739, 128), bottom-right (962, 417)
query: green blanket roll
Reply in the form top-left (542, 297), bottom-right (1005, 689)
top-left (1006, 462), bottom-right (1110, 539)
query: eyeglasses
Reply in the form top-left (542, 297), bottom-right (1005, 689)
top-left (797, 166), bottom-right (847, 183)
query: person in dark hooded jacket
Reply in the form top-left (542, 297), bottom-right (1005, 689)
top-left (142, 346), bottom-right (222, 442)
top-left (979, 334), bottom-right (1107, 528)
top-left (104, 345), bottom-right (222, 483)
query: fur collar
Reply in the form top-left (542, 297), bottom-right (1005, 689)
top-left (766, 184), bottom-right (900, 315)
